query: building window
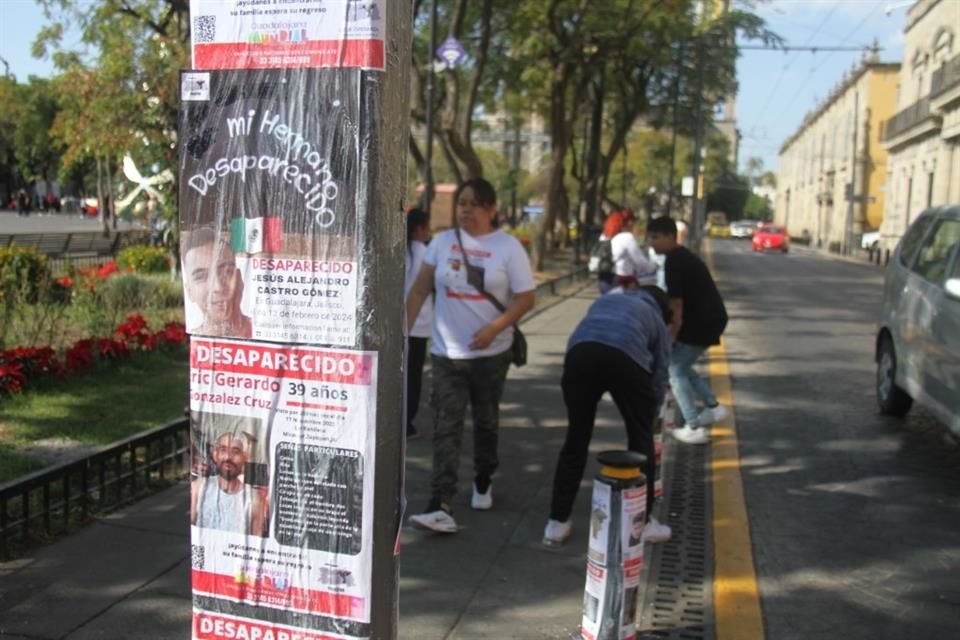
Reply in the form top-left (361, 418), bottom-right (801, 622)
top-left (933, 28), bottom-right (954, 64)
top-left (912, 49), bottom-right (928, 100)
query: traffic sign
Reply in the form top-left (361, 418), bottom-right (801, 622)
top-left (436, 36), bottom-right (467, 69)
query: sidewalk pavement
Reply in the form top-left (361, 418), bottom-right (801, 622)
top-left (0, 275), bottom-right (662, 640)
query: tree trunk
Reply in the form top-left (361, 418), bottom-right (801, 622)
top-left (107, 156), bottom-right (117, 230)
top-left (96, 157), bottom-right (109, 237)
top-left (533, 67), bottom-right (574, 271)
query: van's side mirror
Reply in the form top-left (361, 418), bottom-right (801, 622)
top-left (945, 278), bottom-right (960, 299)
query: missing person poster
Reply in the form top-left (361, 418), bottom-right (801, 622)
top-left (190, 0), bottom-right (385, 71)
top-left (189, 338), bottom-right (378, 639)
top-left (179, 68), bottom-right (361, 346)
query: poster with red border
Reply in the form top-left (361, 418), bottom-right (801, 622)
top-left (188, 338), bottom-right (377, 639)
top-left (190, 0), bottom-right (385, 71)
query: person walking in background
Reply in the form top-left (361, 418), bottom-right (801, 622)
top-left (405, 178), bottom-right (536, 534)
top-left (404, 208), bottom-right (433, 440)
top-left (16, 189), bottom-right (29, 217)
top-left (592, 209), bottom-right (658, 294)
top-left (543, 273), bottom-right (673, 546)
top-left (647, 216), bottom-right (729, 446)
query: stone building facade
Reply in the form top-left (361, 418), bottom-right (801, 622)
top-left (879, 0), bottom-right (960, 251)
top-left (776, 60), bottom-right (900, 252)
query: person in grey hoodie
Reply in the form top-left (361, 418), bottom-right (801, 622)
top-left (543, 277), bottom-right (672, 546)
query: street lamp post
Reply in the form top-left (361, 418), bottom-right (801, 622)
top-left (665, 43), bottom-right (684, 219)
top-left (689, 38), bottom-right (707, 253)
top-left (423, 0), bottom-right (438, 217)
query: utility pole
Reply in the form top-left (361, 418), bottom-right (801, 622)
top-left (423, 0), bottom-right (438, 216)
top-left (177, 2), bottom-right (411, 638)
top-left (665, 43), bottom-right (684, 219)
top-left (510, 117), bottom-right (521, 226)
top-left (689, 38), bottom-right (707, 253)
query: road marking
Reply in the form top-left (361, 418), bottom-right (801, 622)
top-left (705, 240), bottom-right (765, 640)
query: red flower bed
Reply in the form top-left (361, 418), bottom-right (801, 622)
top-left (0, 314), bottom-right (187, 395)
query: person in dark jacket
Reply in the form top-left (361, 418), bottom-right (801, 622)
top-left (647, 216), bottom-right (729, 446)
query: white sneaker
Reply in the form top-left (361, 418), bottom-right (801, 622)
top-left (471, 482), bottom-right (493, 510)
top-left (642, 517), bottom-right (671, 544)
top-left (542, 519), bottom-right (572, 546)
top-left (697, 404), bottom-right (729, 425)
top-left (672, 424), bottom-right (710, 445)
top-left (409, 509), bottom-right (458, 533)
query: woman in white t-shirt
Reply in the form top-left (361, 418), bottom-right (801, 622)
top-left (405, 178), bottom-right (536, 534)
top-left (404, 208), bottom-right (433, 439)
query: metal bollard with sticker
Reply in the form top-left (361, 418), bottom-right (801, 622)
top-left (580, 450), bottom-right (647, 640)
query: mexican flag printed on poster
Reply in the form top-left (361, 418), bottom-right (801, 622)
top-left (179, 69), bottom-right (360, 346)
top-left (231, 216), bottom-right (282, 255)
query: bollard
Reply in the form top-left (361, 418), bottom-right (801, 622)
top-left (580, 450), bottom-right (647, 640)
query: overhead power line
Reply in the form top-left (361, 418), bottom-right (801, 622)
top-left (734, 45), bottom-right (880, 52)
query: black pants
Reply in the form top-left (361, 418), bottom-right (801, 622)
top-left (406, 337), bottom-right (429, 431)
top-left (550, 342), bottom-right (658, 522)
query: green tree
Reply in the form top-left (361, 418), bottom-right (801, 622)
top-left (12, 78), bottom-right (61, 192)
top-left (35, 0), bottom-right (188, 235)
top-left (742, 192), bottom-right (773, 220)
top-left (0, 75), bottom-right (25, 204)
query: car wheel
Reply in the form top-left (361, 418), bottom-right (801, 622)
top-left (876, 337), bottom-right (913, 417)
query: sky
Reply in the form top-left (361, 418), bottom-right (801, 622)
top-left (0, 0), bottom-right (912, 175)
top-left (0, 0), bottom-right (73, 80)
top-left (735, 0), bottom-right (909, 173)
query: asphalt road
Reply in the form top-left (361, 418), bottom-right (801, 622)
top-left (711, 239), bottom-right (960, 640)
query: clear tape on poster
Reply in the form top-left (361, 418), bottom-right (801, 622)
top-left (179, 65), bottom-right (381, 640)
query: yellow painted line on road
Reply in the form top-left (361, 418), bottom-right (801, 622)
top-left (708, 344), bottom-right (764, 640)
top-left (705, 240), bottom-right (765, 640)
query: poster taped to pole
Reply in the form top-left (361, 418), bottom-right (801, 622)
top-left (179, 68), bottom-right (361, 347)
top-left (180, 67), bottom-right (380, 639)
top-left (190, 0), bottom-right (385, 71)
top-left (188, 339), bottom-right (378, 639)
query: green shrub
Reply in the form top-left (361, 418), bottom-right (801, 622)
top-left (69, 273), bottom-right (184, 337)
top-left (116, 245), bottom-right (170, 274)
top-left (0, 246), bottom-right (51, 301)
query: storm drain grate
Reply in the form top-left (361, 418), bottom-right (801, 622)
top-left (636, 433), bottom-right (714, 640)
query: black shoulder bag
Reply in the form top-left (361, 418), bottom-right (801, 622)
top-left (455, 228), bottom-right (528, 367)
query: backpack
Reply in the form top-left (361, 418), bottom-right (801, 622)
top-left (588, 238), bottom-right (614, 275)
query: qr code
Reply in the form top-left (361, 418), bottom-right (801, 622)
top-left (191, 544), bottom-right (205, 570)
top-left (194, 15), bottom-right (216, 43)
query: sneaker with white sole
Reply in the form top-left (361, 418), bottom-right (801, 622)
top-left (672, 424), bottom-right (710, 445)
top-left (641, 516), bottom-right (671, 544)
top-left (542, 519), bottom-right (572, 546)
top-left (471, 482), bottom-right (493, 510)
top-left (697, 404), bottom-right (729, 425)
top-left (409, 509), bottom-right (458, 533)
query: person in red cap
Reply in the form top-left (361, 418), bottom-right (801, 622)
top-left (593, 209), bottom-right (659, 294)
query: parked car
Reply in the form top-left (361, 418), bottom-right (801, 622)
top-left (751, 224), bottom-right (789, 253)
top-left (876, 205), bottom-right (960, 437)
top-left (861, 230), bottom-right (881, 251)
top-left (730, 220), bottom-right (758, 239)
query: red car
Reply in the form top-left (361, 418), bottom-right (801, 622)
top-left (752, 224), bottom-right (789, 253)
